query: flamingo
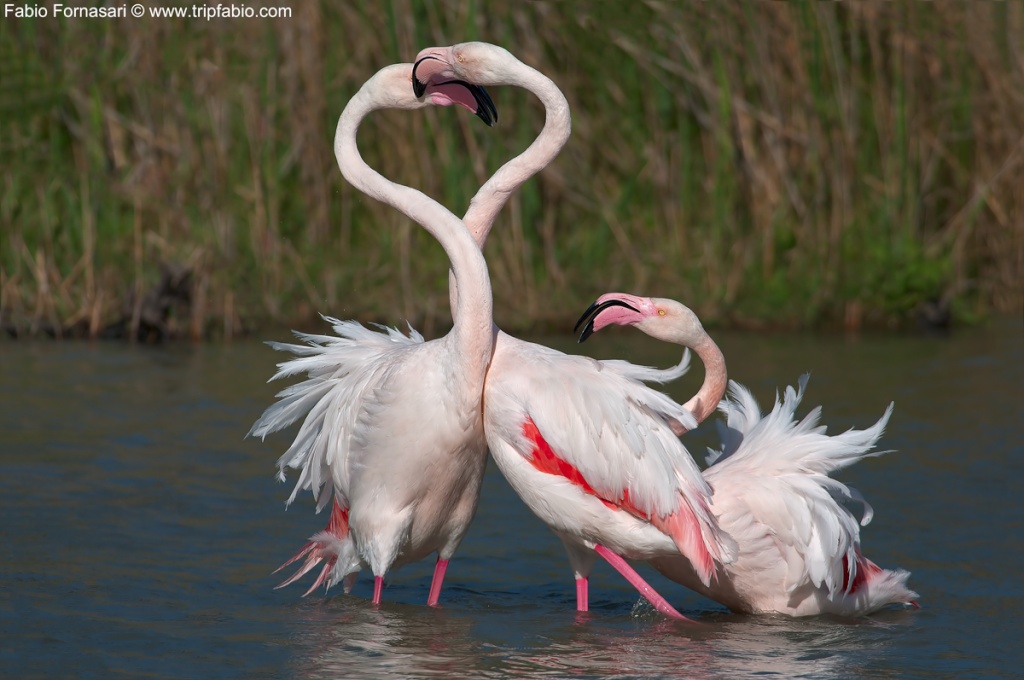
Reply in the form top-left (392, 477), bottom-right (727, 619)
top-left (249, 64), bottom-right (498, 606)
top-left (413, 42), bottom-right (736, 620)
top-left (575, 293), bottom-right (919, 615)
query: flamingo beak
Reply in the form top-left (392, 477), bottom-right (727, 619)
top-left (411, 56), bottom-right (442, 97)
top-left (465, 83), bottom-right (498, 126)
top-left (573, 298), bottom-right (641, 343)
top-left (412, 56), bottom-right (498, 127)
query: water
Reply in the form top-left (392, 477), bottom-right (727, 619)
top-left (2, 319), bottom-right (1020, 678)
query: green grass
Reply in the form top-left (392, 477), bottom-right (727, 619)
top-left (1, 1), bottom-right (1021, 339)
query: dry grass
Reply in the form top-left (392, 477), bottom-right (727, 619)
top-left (1, 1), bottom-right (1021, 339)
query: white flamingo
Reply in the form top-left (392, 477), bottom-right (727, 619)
top-left (413, 42), bottom-right (735, 620)
top-left (576, 292), bottom-right (919, 615)
top-left (249, 64), bottom-right (497, 606)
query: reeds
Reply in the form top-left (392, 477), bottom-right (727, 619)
top-left (1, 1), bottom-right (1021, 339)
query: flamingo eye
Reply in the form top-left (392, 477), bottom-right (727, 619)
top-left (457, 54), bottom-right (465, 63)
top-left (658, 309), bottom-right (666, 316)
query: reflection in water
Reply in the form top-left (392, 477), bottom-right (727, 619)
top-left (284, 593), bottom-right (916, 679)
top-left (288, 601), bottom-right (484, 678)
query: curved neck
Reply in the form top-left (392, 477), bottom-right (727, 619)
top-left (465, 66), bottom-right (571, 244)
top-left (335, 82), bottom-right (493, 374)
top-left (680, 335), bottom-right (728, 427)
top-left (449, 62), bottom-right (572, 318)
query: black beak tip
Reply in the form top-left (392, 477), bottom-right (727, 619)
top-left (573, 301), bottom-right (598, 334)
top-left (577, 323), bottom-right (596, 344)
top-left (573, 301), bottom-right (600, 342)
top-left (475, 108), bottom-right (495, 127)
top-left (475, 85), bottom-right (498, 127)
top-left (411, 56), bottom-right (440, 99)
top-left (572, 298), bottom-right (640, 343)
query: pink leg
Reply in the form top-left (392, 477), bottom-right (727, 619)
top-left (593, 544), bottom-right (694, 622)
top-left (372, 576), bottom-right (384, 604)
top-left (576, 577), bottom-right (589, 612)
top-left (427, 558), bottom-right (449, 606)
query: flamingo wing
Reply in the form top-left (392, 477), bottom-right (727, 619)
top-left (596, 348), bottom-right (693, 385)
top-left (248, 316), bottom-right (425, 510)
top-left (487, 338), bottom-right (735, 582)
top-left (705, 376), bottom-right (894, 595)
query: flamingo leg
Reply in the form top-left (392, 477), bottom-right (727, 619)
top-left (593, 544), bottom-right (694, 622)
top-left (575, 577), bottom-right (589, 611)
top-left (427, 558), bottom-right (449, 606)
top-left (372, 576), bottom-right (384, 604)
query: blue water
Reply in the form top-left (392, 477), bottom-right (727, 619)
top-left (1, 319), bottom-right (1020, 678)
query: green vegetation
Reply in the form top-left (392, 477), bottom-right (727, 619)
top-left (1, 2), bottom-right (1021, 339)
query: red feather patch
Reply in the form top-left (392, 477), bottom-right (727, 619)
top-left (522, 417), bottom-right (716, 583)
top-left (843, 551), bottom-right (883, 593)
top-left (522, 417), bottom-right (634, 514)
top-left (327, 498), bottom-right (350, 538)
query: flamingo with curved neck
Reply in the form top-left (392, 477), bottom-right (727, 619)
top-left (414, 42), bottom-right (572, 314)
top-left (413, 42), bottom-right (736, 620)
top-left (250, 64), bottom-right (497, 606)
top-left (576, 293), bottom-right (727, 430)
top-left (577, 293), bottom-right (919, 616)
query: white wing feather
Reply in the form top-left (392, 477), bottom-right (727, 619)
top-left (705, 375), bottom-right (894, 595)
top-left (598, 348), bottom-right (692, 385)
top-left (248, 316), bottom-right (424, 510)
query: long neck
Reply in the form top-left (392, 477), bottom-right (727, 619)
top-left (449, 63), bottom-right (572, 319)
top-left (680, 335), bottom-right (728, 429)
top-left (335, 85), bottom-right (493, 377)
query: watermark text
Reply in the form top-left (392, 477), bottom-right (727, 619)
top-left (4, 3), bottom-right (293, 20)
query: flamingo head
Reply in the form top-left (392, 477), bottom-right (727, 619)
top-left (411, 43), bottom-right (498, 126)
top-left (575, 293), bottom-right (707, 346)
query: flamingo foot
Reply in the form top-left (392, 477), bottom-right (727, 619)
top-left (593, 544), bottom-right (695, 622)
top-left (576, 576), bottom-right (589, 612)
top-left (427, 558), bottom-right (449, 606)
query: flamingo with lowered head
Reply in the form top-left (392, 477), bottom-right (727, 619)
top-left (413, 42), bottom-right (735, 620)
top-left (575, 293), bottom-right (919, 615)
top-left (249, 63), bottom-right (498, 606)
